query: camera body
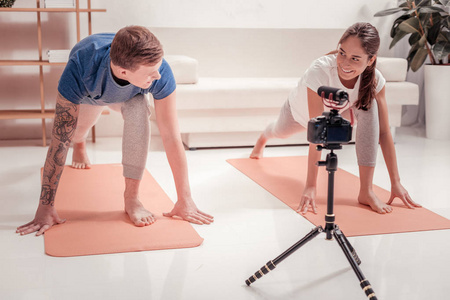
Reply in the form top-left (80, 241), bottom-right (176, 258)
top-left (307, 110), bottom-right (352, 144)
top-left (307, 86), bottom-right (352, 145)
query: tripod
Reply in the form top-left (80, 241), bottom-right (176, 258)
top-left (245, 144), bottom-right (378, 300)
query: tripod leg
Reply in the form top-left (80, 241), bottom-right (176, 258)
top-left (245, 226), bottom-right (322, 286)
top-left (341, 231), bottom-right (361, 265)
top-left (333, 227), bottom-right (377, 300)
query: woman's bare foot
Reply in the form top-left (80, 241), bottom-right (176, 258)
top-left (72, 141), bottom-right (91, 169)
top-left (358, 190), bottom-right (393, 214)
top-left (250, 135), bottom-right (267, 159)
top-left (125, 197), bottom-right (155, 227)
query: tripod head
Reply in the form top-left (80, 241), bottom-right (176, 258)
top-left (316, 143), bottom-right (342, 152)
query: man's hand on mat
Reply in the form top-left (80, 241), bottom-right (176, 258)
top-left (296, 186), bottom-right (318, 215)
top-left (387, 182), bottom-right (422, 209)
top-left (163, 198), bottom-right (214, 225)
top-left (16, 205), bottom-right (66, 236)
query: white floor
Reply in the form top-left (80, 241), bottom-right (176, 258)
top-left (1, 126), bottom-right (449, 300)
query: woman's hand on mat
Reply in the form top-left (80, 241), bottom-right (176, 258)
top-left (16, 205), bottom-right (66, 236)
top-left (387, 182), bottom-right (422, 209)
top-left (163, 198), bottom-right (214, 225)
top-left (297, 186), bottom-right (318, 215)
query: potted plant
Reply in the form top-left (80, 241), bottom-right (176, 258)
top-left (0, 0), bottom-right (16, 7)
top-left (375, 0), bottom-right (450, 140)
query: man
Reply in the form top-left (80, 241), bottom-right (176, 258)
top-left (17, 26), bottom-right (213, 236)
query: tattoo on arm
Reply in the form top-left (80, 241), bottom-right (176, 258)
top-left (40, 184), bottom-right (55, 206)
top-left (40, 98), bottom-right (79, 206)
top-left (53, 102), bottom-right (78, 143)
top-left (42, 162), bottom-right (56, 182)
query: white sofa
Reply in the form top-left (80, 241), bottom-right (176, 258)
top-left (162, 55), bottom-right (419, 149)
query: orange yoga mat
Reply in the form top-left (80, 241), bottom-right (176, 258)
top-left (44, 164), bottom-right (203, 257)
top-left (227, 156), bottom-right (450, 237)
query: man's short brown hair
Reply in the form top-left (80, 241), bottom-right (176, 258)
top-left (110, 26), bottom-right (164, 71)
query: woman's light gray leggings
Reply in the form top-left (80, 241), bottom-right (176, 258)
top-left (264, 100), bottom-right (379, 167)
top-left (72, 94), bottom-right (151, 180)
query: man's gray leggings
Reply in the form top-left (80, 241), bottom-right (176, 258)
top-left (264, 100), bottom-right (379, 167)
top-left (72, 94), bottom-right (151, 180)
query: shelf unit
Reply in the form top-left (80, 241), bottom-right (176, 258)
top-left (0, 0), bottom-right (107, 146)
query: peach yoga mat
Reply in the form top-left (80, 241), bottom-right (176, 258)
top-left (44, 164), bottom-right (203, 257)
top-left (227, 156), bottom-right (450, 237)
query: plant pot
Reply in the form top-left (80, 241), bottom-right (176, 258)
top-left (424, 64), bottom-right (450, 140)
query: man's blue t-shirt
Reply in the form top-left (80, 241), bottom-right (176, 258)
top-left (58, 33), bottom-right (176, 105)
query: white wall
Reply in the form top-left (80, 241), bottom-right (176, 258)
top-left (91, 0), bottom-right (396, 30)
top-left (90, 0), bottom-right (397, 56)
top-left (0, 0), bottom-right (401, 140)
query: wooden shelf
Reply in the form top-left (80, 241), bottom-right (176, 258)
top-left (0, 0), bottom-right (106, 146)
top-left (0, 8), bottom-right (106, 12)
top-left (0, 109), bottom-right (55, 120)
top-left (0, 109), bottom-right (109, 120)
top-left (0, 60), bottom-right (66, 66)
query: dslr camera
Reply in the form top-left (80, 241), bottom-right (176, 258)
top-left (307, 86), bottom-right (352, 145)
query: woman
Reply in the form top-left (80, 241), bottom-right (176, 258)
top-left (250, 22), bottom-right (421, 214)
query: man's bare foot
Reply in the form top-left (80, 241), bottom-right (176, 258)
top-left (250, 135), bottom-right (267, 159)
top-left (358, 190), bottom-right (393, 214)
top-left (72, 141), bottom-right (91, 169)
top-left (125, 198), bottom-right (155, 227)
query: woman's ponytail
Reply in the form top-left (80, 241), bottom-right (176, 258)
top-left (356, 59), bottom-right (377, 110)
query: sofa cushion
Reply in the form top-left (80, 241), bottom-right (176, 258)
top-left (385, 81), bottom-right (419, 105)
top-left (175, 77), bottom-right (298, 110)
top-left (165, 55), bottom-right (199, 84)
top-left (377, 57), bottom-right (407, 82)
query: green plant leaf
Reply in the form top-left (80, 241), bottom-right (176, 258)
top-left (409, 32), bottom-right (422, 45)
top-left (407, 42), bottom-right (422, 70)
top-left (418, 6), bottom-right (447, 13)
top-left (427, 22), bottom-right (442, 44)
top-left (374, 7), bottom-right (408, 17)
top-left (433, 40), bottom-right (450, 60)
top-left (406, 8), bottom-right (419, 15)
top-left (430, 12), bottom-right (444, 28)
top-left (390, 30), bottom-right (410, 49)
top-left (391, 15), bottom-right (412, 37)
top-left (416, 0), bottom-right (431, 7)
top-left (399, 17), bottom-right (422, 33)
top-left (418, 12), bottom-right (432, 32)
top-left (407, 49), bottom-right (417, 70)
top-left (437, 0), bottom-right (449, 6)
top-left (436, 30), bottom-right (450, 42)
top-left (408, 40), bottom-right (422, 56)
top-left (410, 47), bottom-right (429, 71)
top-left (419, 33), bottom-right (428, 46)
